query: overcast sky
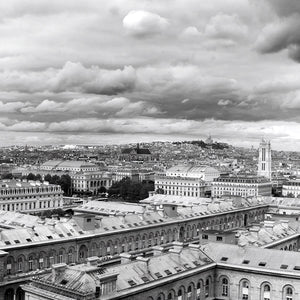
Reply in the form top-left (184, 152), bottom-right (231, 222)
top-left (0, 0), bottom-right (300, 150)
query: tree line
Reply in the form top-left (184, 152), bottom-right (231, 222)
top-left (108, 177), bottom-right (154, 203)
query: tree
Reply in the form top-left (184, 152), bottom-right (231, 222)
top-left (99, 186), bottom-right (107, 193)
top-left (44, 174), bottom-right (52, 182)
top-left (59, 174), bottom-right (72, 196)
top-left (108, 177), bottom-right (154, 203)
top-left (27, 173), bottom-right (37, 181)
top-left (2, 173), bottom-right (13, 179)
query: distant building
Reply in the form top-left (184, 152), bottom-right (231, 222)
top-left (212, 176), bottom-right (272, 198)
top-left (282, 180), bottom-right (300, 197)
top-left (155, 175), bottom-right (206, 197)
top-left (155, 165), bottom-right (220, 198)
top-left (257, 138), bottom-right (272, 180)
top-left (40, 160), bottom-right (99, 172)
top-left (119, 144), bottom-right (158, 162)
top-left (166, 165), bottom-right (220, 182)
top-left (71, 171), bottom-right (112, 194)
top-left (0, 180), bottom-right (63, 213)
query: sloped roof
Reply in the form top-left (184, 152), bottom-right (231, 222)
top-left (203, 242), bottom-right (300, 274)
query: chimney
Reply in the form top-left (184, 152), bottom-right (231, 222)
top-left (136, 256), bottom-right (150, 269)
top-left (264, 220), bottom-right (275, 229)
top-left (119, 253), bottom-right (132, 264)
top-left (51, 263), bottom-right (67, 283)
top-left (280, 219), bottom-right (289, 229)
top-left (169, 242), bottom-right (183, 256)
top-left (152, 246), bottom-right (164, 256)
top-left (95, 216), bottom-right (102, 227)
top-left (87, 256), bottom-right (99, 266)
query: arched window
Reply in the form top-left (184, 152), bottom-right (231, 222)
top-left (240, 280), bottom-right (250, 299)
top-left (17, 257), bottom-right (23, 272)
top-left (205, 278), bottom-right (210, 298)
top-left (284, 286), bottom-right (293, 300)
top-left (196, 281), bottom-right (201, 300)
top-left (28, 255), bottom-right (33, 271)
top-left (262, 283), bottom-right (271, 300)
top-left (178, 289), bottom-right (183, 300)
top-left (222, 277), bottom-right (229, 296)
top-left (187, 285), bottom-right (193, 300)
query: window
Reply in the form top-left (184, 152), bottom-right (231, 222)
top-left (222, 278), bottom-right (229, 296)
top-left (187, 286), bottom-right (193, 300)
top-left (202, 234), bottom-right (208, 240)
top-left (196, 282), bottom-right (201, 300)
top-left (262, 284), bottom-right (271, 300)
top-left (205, 278), bottom-right (210, 298)
top-left (284, 286), bottom-right (293, 300)
top-left (241, 280), bottom-right (249, 300)
top-left (17, 257), bottom-right (23, 272)
top-left (216, 236), bottom-right (223, 241)
top-left (28, 256), bottom-right (33, 271)
top-left (178, 289), bottom-right (183, 300)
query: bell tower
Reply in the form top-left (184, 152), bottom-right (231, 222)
top-left (257, 138), bottom-right (272, 180)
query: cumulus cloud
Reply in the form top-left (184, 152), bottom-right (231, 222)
top-left (218, 99), bottom-right (232, 106)
top-left (181, 26), bottom-right (201, 38)
top-left (21, 96), bottom-right (160, 118)
top-left (204, 13), bottom-right (248, 41)
top-left (0, 101), bottom-right (27, 112)
top-left (255, 0), bottom-right (300, 62)
top-left (123, 10), bottom-right (169, 37)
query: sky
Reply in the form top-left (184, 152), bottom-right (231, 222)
top-left (0, 0), bottom-right (300, 150)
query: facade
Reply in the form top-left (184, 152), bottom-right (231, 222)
top-left (0, 180), bottom-right (63, 213)
top-left (40, 160), bottom-right (99, 172)
top-left (155, 175), bottom-right (206, 197)
top-left (71, 171), bottom-right (113, 194)
top-left (23, 242), bottom-right (300, 300)
top-left (257, 138), bottom-right (272, 180)
top-left (282, 180), bottom-right (300, 197)
top-left (212, 176), bottom-right (272, 198)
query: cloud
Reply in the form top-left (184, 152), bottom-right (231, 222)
top-left (181, 26), bottom-right (201, 38)
top-left (204, 13), bottom-right (248, 41)
top-left (20, 96), bottom-right (160, 118)
top-left (255, 0), bottom-right (300, 62)
top-left (122, 10), bottom-right (169, 37)
top-left (218, 99), bottom-right (232, 106)
top-left (0, 101), bottom-right (27, 112)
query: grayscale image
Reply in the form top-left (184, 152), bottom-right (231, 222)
top-left (0, 1), bottom-right (299, 299)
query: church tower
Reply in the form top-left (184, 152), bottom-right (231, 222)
top-left (257, 138), bottom-right (272, 180)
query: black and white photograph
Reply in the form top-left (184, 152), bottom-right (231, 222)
top-left (0, 0), bottom-right (299, 299)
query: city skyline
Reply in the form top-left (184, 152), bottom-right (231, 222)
top-left (0, 1), bottom-right (300, 150)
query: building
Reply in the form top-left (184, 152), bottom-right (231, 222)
top-left (0, 198), bottom-right (269, 298)
top-left (22, 241), bottom-right (300, 300)
top-left (257, 138), bottom-right (272, 180)
top-left (0, 180), bottom-right (63, 213)
top-left (154, 165), bottom-right (220, 198)
top-left (155, 175), bottom-right (206, 197)
top-left (166, 165), bottom-right (220, 182)
top-left (71, 171), bottom-right (113, 194)
top-left (119, 144), bottom-right (158, 162)
top-left (212, 176), bottom-right (272, 198)
top-left (40, 160), bottom-right (99, 172)
top-left (282, 180), bottom-right (300, 197)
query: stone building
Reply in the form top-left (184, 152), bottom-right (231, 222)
top-left (0, 198), bottom-right (269, 299)
top-left (22, 242), bottom-right (300, 300)
top-left (282, 180), bottom-right (300, 198)
top-left (257, 138), bottom-right (272, 180)
top-left (0, 179), bottom-right (63, 213)
top-left (212, 176), bottom-right (272, 198)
